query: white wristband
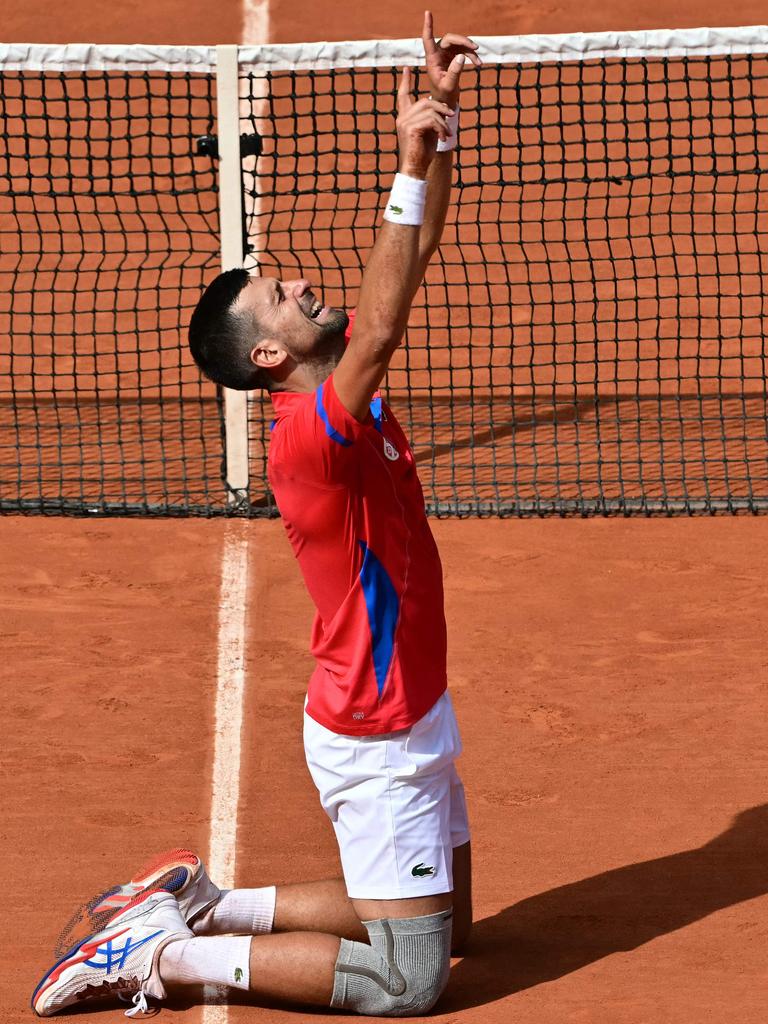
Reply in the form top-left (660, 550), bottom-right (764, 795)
top-left (383, 173), bottom-right (427, 226)
top-left (436, 105), bottom-right (460, 152)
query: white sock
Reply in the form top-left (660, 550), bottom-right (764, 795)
top-left (159, 935), bottom-right (252, 991)
top-left (192, 887), bottom-right (276, 936)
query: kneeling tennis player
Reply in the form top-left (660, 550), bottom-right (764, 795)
top-left (31, 13), bottom-right (480, 1019)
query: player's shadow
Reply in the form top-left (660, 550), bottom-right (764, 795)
top-left (410, 395), bottom-right (594, 465)
top-left (442, 803), bottom-right (768, 1011)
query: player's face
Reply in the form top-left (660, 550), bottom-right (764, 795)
top-left (235, 274), bottom-right (348, 359)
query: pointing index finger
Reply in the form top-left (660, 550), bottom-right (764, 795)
top-left (397, 66), bottom-right (413, 113)
top-left (422, 10), bottom-right (437, 57)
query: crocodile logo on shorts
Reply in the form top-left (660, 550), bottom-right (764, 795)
top-left (411, 863), bottom-right (435, 877)
top-left (234, 968), bottom-right (243, 983)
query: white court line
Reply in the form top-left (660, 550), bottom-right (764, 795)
top-left (204, 3), bottom-right (268, 1015)
top-left (243, 0), bottom-right (270, 47)
top-left (203, 521), bottom-right (250, 1022)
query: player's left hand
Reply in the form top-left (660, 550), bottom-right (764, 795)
top-left (422, 10), bottom-right (481, 106)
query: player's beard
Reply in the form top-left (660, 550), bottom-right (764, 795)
top-left (312, 307), bottom-right (349, 362)
top-left (314, 306), bottom-right (348, 342)
top-left (288, 307), bottom-right (348, 380)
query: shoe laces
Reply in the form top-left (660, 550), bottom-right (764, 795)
top-left (120, 990), bottom-right (158, 1018)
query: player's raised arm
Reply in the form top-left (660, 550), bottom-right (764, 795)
top-left (333, 64), bottom-right (464, 422)
top-left (417, 12), bottom-right (481, 275)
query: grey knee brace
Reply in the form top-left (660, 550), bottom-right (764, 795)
top-left (331, 910), bottom-right (452, 1017)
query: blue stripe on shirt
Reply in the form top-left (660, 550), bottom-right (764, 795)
top-left (358, 540), bottom-right (399, 698)
top-left (369, 395), bottom-right (383, 433)
top-left (315, 383), bottom-right (353, 446)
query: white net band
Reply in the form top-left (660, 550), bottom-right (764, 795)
top-left (3, 24), bottom-right (768, 73)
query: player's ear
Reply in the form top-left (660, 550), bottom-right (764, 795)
top-left (251, 340), bottom-right (288, 371)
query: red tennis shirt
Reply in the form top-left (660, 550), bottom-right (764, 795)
top-left (268, 334), bottom-right (447, 736)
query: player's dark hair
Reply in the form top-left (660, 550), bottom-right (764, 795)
top-left (188, 268), bottom-right (275, 392)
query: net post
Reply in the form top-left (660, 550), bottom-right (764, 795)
top-left (216, 44), bottom-right (249, 508)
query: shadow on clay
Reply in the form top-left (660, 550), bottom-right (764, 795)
top-left (442, 802), bottom-right (768, 1010)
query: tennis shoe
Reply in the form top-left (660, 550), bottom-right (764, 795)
top-left (90, 848), bottom-right (221, 927)
top-left (53, 847), bottom-right (221, 956)
top-left (32, 889), bottom-right (190, 1018)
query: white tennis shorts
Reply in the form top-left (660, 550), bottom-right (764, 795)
top-left (303, 691), bottom-right (470, 900)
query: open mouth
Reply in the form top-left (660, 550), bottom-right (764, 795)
top-left (301, 291), bottom-right (325, 321)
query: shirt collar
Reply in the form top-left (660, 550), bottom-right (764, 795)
top-left (271, 383), bottom-right (383, 426)
top-left (271, 389), bottom-right (312, 413)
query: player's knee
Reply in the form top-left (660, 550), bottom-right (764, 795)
top-left (331, 910), bottom-right (452, 1017)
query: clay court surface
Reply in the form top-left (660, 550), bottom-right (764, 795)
top-left (3, 0), bottom-right (768, 1022)
top-left (4, 517), bottom-right (768, 1024)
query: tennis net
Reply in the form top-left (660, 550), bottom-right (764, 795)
top-left (2, 28), bottom-right (768, 516)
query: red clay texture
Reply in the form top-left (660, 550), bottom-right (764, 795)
top-left (4, 517), bottom-right (766, 1022)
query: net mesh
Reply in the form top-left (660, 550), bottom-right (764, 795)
top-left (0, 68), bottom-right (223, 514)
top-left (2, 37), bottom-right (768, 516)
top-left (243, 54), bottom-right (768, 515)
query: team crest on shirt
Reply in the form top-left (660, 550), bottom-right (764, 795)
top-left (383, 438), bottom-right (399, 461)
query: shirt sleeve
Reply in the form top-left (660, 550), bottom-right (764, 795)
top-left (315, 370), bottom-right (371, 444)
top-left (274, 372), bottom-right (371, 485)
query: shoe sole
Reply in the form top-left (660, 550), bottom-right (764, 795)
top-left (32, 889), bottom-right (167, 1017)
top-left (53, 849), bottom-right (199, 958)
top-left (92, 848), bottom-right (199, 915)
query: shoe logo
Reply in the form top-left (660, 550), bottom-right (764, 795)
top-left (234, 967), bottom-right (243, 983)
top-left (84, 930), bottom-right (164, 973)
top-left (383, 438), bottom-right (399, 461)
top-left (411, 863), bottom-right (435, 877)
